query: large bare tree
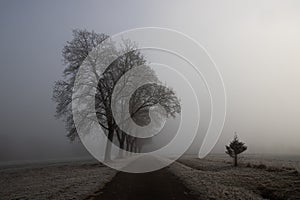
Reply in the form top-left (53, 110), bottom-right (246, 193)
top-left (53, 29), bottom-right (180, 161)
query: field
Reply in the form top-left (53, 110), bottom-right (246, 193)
top-left (171, 155), bottom-right (300, 199)
top-left (0, 159), bottom-right (116, 200)
top-left (0, 154), bottom-right (299, 200)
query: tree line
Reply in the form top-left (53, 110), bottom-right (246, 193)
top-left (53, 29), bottom-right (180, 161)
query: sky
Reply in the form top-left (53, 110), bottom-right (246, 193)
top-left (0, 0), bottom-right (300, 161)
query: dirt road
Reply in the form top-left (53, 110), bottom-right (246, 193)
top-left (94, 168), bottom-right (198, 200)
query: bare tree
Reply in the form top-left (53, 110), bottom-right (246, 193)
top-left (53, 29), bottom-right (181, 161)
top-left (53, 29), bottom-right (108, 141)
top-left (225, 133), bottom-right (247, 167)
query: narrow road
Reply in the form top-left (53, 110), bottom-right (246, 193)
top-left (95, 168), bottom-right (198, 200)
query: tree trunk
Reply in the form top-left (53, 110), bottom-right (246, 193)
top-left (118, 140), bottom-right (125, 158)
top-left (130, 142), bottom-right (134, 153)
top-left (234, 154), bottom-right (238, 167)
top-left (104, 129), bottom-right (114, 161)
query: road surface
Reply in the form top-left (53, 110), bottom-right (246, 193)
top-left (95, 168), bottom-right (198, 200)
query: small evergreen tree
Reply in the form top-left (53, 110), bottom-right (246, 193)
top-left (225, 133), bottom-right (247, 167)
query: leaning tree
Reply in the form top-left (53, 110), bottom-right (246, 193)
top-left (53, 29), bottom-right (180, 161)
top-left (225, 133), bottom-right (247, 167)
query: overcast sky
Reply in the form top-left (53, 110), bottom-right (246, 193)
top-left (1, 0), bottom-right (300, 161)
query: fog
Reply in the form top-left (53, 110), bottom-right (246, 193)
top-left (1, 0), bottom-right (300, 162)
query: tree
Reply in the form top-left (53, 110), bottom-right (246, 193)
top-left (53, 29), bottom-right (180, 161)
top-left (225, 133), bottom-right (247, 167)
top-left (53, 29), bottom-right (109, 141)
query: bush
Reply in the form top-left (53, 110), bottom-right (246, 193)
top-left (258, 186), bottom-right (285, 200)
top-left (255, 163), bottom-right (267, 169)
top-left (246, 163), bottom-right (252, 168)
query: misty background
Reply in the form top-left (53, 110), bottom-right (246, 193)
top-left (1, 0), bottom-right (300, 162)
